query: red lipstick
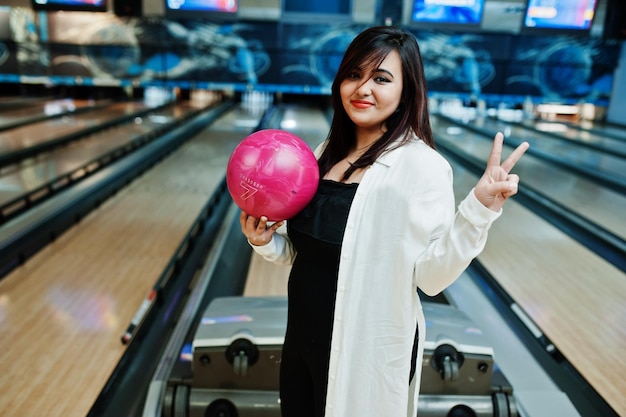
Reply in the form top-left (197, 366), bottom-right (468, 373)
top-left (351, 100), bottom-right (374, 109)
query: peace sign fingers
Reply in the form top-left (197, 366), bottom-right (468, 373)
top-left (487, 132), bottom-right (529, 172)
top-left (474, 132), bottom-right (529, 212)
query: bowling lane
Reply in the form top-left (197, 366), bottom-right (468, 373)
top-left (0, 100), bottom-right (167, 159)
top-left (0, 98), bottom-right (111, 131)
top-left (0, 104), bottom-right (262, 417)
top-left (522, 117), bottom-right (626, 143)
top-left (432, 115), bottom-right (626, 241)
top-left (583, 122), bottom-right (626, 141)
top-left (451, 113), bottom-right (626, 183)
top-left (0, 96), bottom-right (48, 109)
top-left (0, 102), bottom-right (204, 212)
top-left (440, 127), bottom-right (626, 417)
top-left (513, 117), bottom-right (626, 156)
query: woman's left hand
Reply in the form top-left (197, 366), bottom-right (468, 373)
top-left (474, 132), bottom-right (529, 212)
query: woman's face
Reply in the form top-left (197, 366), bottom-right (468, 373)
top-left (340, 49), bottom-right (403, 134)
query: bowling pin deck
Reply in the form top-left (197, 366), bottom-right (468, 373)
top-left (164, 296), bottom-right (518, 417)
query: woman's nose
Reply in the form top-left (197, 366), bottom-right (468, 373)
top-left (356, 79), bottom-right (373, 96)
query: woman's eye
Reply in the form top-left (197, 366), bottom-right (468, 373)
top-left (347, 72), bottom-right (360, 79)
top-left (375, 76), bottom-right (390, 83)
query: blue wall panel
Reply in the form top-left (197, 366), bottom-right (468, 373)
top-left (0, 7), bottom-right (621, 104)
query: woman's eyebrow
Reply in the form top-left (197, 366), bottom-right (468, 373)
top-left (374, 68), bottom-right (394, 79)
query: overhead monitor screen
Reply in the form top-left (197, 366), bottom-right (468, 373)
top-left (165, 0), bottom-right (238, 19)
top-left (409, 0), bottom-right (486, 27)
top-left (282, 0), bottom-right (352, 22)
top-left (523, 0), bottom-right (598, 31)
top-left (32, 0), bottom-right (107, 12)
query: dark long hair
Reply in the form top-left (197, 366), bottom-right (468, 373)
top-left (318, 26), bottom-right (434, 180)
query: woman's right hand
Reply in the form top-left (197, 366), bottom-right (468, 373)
top-left (239, 211), bottom-right (284, 246)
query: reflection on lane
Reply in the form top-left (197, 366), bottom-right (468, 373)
top-left (0, 100), bottom-right (167, 155)
top-left (0, 103), bottom-right (207, 219)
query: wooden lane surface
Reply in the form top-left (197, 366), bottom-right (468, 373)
top-left (244, 250), bottom-right (291, 297)
top-left (449, 149), bottom-right (626, 416)
top-left (0, 105), bottom-right (259, 417)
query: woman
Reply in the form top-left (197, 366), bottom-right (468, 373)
top-left (240, 26), bottom-right (528, 417)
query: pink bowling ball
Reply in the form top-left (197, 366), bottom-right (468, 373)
top-left (226, 129), bottom-right (319, 221)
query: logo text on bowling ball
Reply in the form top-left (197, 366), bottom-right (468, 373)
top-left (239, 175), bottom-right (261, 201)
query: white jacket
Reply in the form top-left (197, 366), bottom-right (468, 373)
top-left (252, 137), bottom-right (501, 416)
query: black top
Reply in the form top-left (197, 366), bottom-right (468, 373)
top-left (286, 179), bottom-right (358, 349)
